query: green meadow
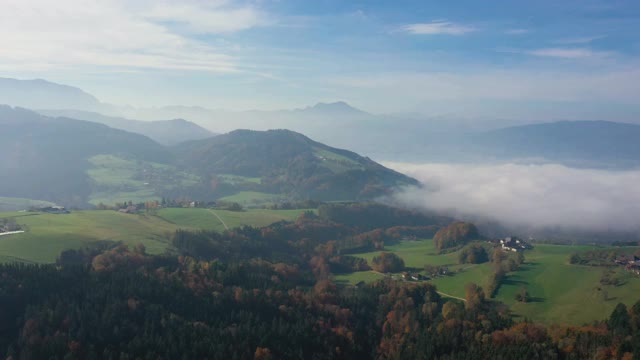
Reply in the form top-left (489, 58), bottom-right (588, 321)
top-left (156, 207), bottom-right (312, 232)
top-left (218, 191), bottom-right (285, 206)
top-left (339, 240), bottom-right (640, 325)
top-left (0, 197), bottom-right (55, 212)
top-left (0, 211), bottom-right (178, 263)
top-left (495, 244), bottom-right (640, 325)
top-left (0, 208), bottom-right (311, 264)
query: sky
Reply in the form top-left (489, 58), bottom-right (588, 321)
top-left (1, 0), bottom-right (640, 119)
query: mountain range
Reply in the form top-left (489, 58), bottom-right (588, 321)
top-left (38, 109), bottom-right (215, 146)
top-left (0, 106), bottom-right (417, 208)
top-left (2, 77), bottom-right (640, 170)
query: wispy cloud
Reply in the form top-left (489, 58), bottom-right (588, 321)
top-left (147, 3), bottom-right (270, 34)
top-left (400, 21), bottom-right (476, 35)
top-left (525, 47), bottom-right (612, 59)
top-left (505, 28), bottom-right (530, 35)
top-left (553, 35), bottom-right (605, 45)
top-left (0, 0), bottom-right (270, 73)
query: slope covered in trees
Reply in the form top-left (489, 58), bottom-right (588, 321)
top-left (434, 222), bottom-right (480, 253)
top-left (172, 129), bottom-right (419, 201)
top-left (0, 107), bottom-right (417, 207)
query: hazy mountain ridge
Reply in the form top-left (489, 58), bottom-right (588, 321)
top-left (0, 106), bottom-right (416, 206)
top-left (3, 77), bottom-right (639, 169)
top-left (38, 109), bottom-right (216, 145)
top-left (0, 77), bottom-right (114, 114)
top-left (0, 106), bottom-right (169, 207)
top-left (173, 129), bottom-right (419, 201)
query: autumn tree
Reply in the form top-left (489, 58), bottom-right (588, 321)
top-left (433, 222), bottom-right (479, 253)
top-left (371, 252), bottom-right (405, 273)
top-left (464, 282), bottom-right (485, 311)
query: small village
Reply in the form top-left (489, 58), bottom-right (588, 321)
top-left (0, 217), bottom-right (23, 236)
top-left (615, 255), bottom-right (640, 275)
top-left (487, 236), bottom-right (533, 252)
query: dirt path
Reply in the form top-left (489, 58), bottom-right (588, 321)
top-left (207, 209), bottom-right (229, 231)
top-left (436, 291), bottom-right (467, 302)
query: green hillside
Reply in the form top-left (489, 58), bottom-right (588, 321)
top-left (338, 239), bottom-right (640, 325)
top-left (156, 208), bottom-right (312, 232)
top-left (0, 208), bottom-right (312, 264)
top-left (0, 211), bottom-right (177, 263)
top-left (0, 107), bottom-right (418, 207)
top-left (172, 129), bottom-right (418, 201)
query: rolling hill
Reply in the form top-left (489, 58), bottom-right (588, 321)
top-left (466, 120), bottom-right (640, 168)
top-left (38, 109), bottom-right (215, 145)
top-left (0, 107), bottom-right (417, 207)
top-left (173, 129), bottom-right (419, 201)
top-left (0, 106), bottom-right (169, 207)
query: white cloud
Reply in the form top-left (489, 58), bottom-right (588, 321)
top-left (554, 36), bottom-right (605, 45)
top-left (526, 47), bottom-right (612, 59)
top-left (147, 3), bottom-right (269, 34)
top-left (0, 0), bottom-right (269, 73)
top-left (400, 21), bottom-right (476, 35)
top-left (505, 28), bottom-right (530, 35)
top-left (386, 162), bottom-right (640, 231)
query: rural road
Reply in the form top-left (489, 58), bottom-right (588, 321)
top-left (0, 230), bottom-right (25, 237)
top-left (207, 209), bottom-right (229, 231)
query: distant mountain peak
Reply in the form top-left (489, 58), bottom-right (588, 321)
top-left (0, 77), bottom-right (106, 112)
top-left (297, 101), bottom-right (369, 116)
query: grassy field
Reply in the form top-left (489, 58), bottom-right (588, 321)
top-left (0, 197), bottom-right (55, 212)
top-left (338, 240), bottom-right (640, 325)
top-left (339, 240), bottom-right (493, 298)
top-left (0, 208), bottom-right (313, 264)
top-left (157, 208), bottom-right (312, 232)
top-left (87, 155), bottom-right (199, 206)
top-left (0, 211), bottom-right (179, 263)
top-left (494, 244), bottom-right (640, 325)
top-left (218, 192), bottom-right (285, 206)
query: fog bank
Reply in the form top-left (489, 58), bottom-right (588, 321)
top-left (385, 162), bottom-right (640, 232)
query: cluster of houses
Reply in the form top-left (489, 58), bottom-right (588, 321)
top-left (615, 255), bottom-right (640, 275)
top-left (0, 221), bottom-right (21, 233)
top-left (401, 272), bottom-right (426, 281)
top-left (488, 236), bottom-right (532, 252)
top-left (118, 205), bottom-right (139, 214)
top-left (30, 205), bottom-right (69, 214)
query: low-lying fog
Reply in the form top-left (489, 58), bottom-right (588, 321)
top-left (385, 162), bottom-right (640, 236)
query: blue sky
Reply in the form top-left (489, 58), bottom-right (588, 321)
top-left (1, 0), bottom-right (639, 120)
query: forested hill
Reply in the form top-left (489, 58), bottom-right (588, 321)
top-left (173, 129), bottom-right (419, 200)
top-left (0, 106), bottom-right (169, 207)
top-left (0, 107), bottom-right (417, 207)
top-left (38, 109), bottom-right (215, 145)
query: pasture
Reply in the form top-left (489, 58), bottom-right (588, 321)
top-left (0, 197), bottom-right (55, 212)
top-left (0, 208), bottom-right (311, 264)
top-left (0, 211), bottom-right (178, 263)
top-left (218, 191), bottom-right (285, 206)
top-left (495, 244), bottom-right (640, 325)
top-left (339, 240), bottom-right (640, 325)
top-left (156, 207), bottom-right (312, 232)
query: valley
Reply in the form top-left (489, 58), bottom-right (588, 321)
top-left (337, 239), bottom-right (640, 325)
top-left (1, 204), bottom-right (638, 326)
